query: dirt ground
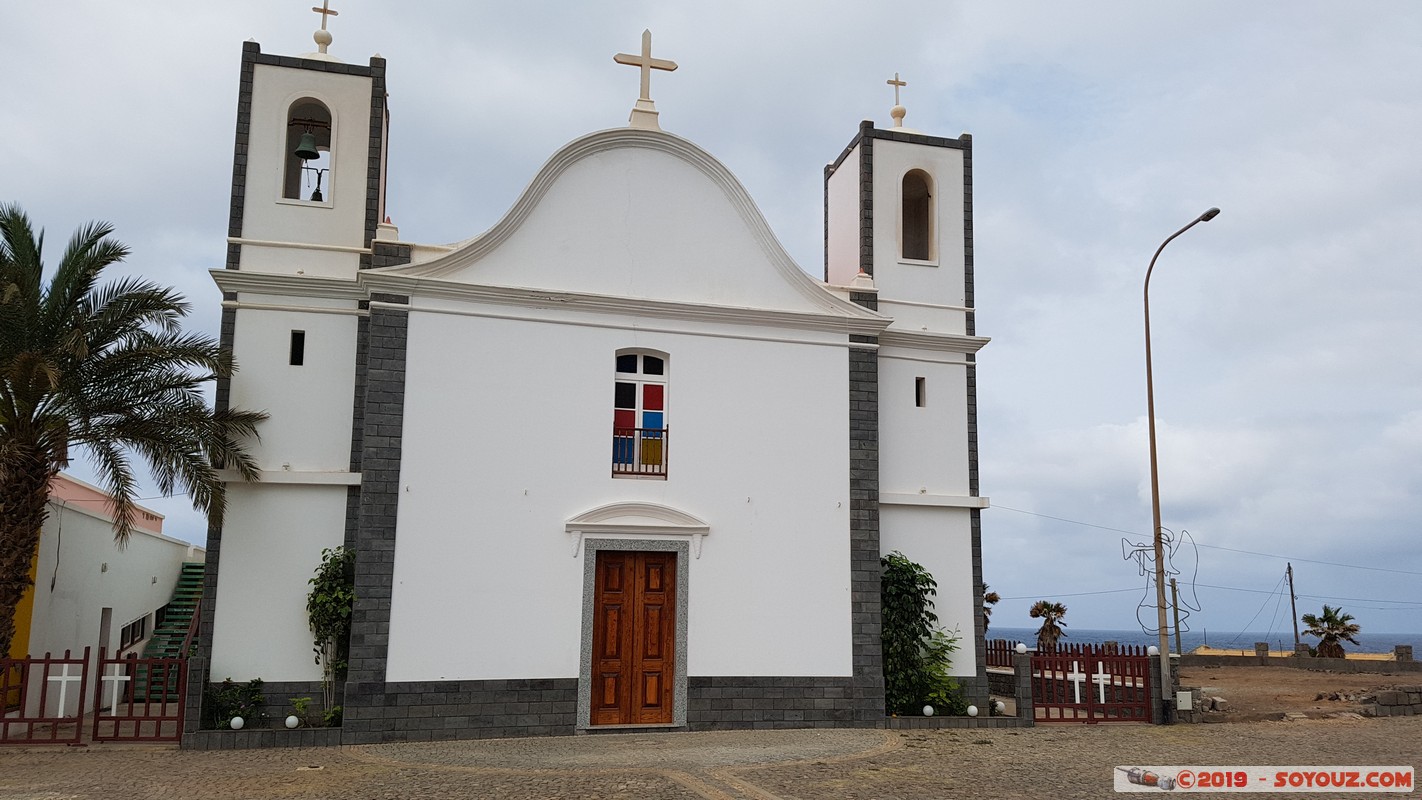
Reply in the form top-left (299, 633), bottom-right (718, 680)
top-left (1177, 664), bottom-right (1412, 720)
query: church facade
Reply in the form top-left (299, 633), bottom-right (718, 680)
top-left (187, 25), bottom-right (990, 745)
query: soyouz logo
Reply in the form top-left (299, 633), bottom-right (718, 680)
top-left (1114, 766), bottom-right (1414, 792)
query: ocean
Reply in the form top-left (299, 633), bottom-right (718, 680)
top-left (987, 626), bottom-right (1422, 654)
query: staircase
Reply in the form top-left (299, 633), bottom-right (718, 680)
top-left (130, 562), bottom-right (204, 700)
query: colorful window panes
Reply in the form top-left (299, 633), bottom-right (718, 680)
top-left (641, 437), bottom-right (663, 466)
top-left (613, 434), bottom-right (635, 465)
top-left (615, 381), bottom-right (636, 409)
top-left (612, 351), bottom-right (669, 478)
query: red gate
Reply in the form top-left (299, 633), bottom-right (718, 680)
top-left (1030, 643), bottom-right (1152, 723)
top-left (91, 649), bottom-right (186, 742)
top-left (0, 648), bottom-right (90, 745)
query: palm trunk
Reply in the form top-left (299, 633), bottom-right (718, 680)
top-left (0, 461), bottom-right (54, 657)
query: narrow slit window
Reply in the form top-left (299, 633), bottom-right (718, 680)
top-left (289, 330), bottom-right (306, 366)
top-left (915, 377), bottom-right (926, 407)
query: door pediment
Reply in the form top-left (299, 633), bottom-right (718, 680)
top-left (566, 502), bottom-right (709, 558)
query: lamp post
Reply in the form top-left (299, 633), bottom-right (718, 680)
top-left (1144, 206), bottom-right (1219, 722)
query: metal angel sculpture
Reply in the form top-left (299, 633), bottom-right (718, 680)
top-left (1121, 528), bottom-right (1201, 636)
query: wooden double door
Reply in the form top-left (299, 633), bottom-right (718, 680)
top-left (590, 551), bottom-right (676, 726)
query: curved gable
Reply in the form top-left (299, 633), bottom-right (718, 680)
top-left (388, 129), bottom-right (870, 318)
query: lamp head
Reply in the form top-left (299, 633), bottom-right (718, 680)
top-left (1200, 207), bottom-right (1221, 222)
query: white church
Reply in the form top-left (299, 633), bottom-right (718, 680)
top-left (191, 14), bottom-right (991, 744)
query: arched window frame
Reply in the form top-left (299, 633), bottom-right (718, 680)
top-left (900, 168), bottom-right (935, 263)
top-left (281, 96), bottom-right (336, 206)
top-left (612, 349), bottom-right (669, 478)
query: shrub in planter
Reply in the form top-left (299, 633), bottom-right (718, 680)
top-left (202, 678), bottom-right (266, 729)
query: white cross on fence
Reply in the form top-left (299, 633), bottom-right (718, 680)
top-left (46, 663), bottom-right (83, 718)
top-left (101, 664), bottom-right (132, 714)
top-left (1094, 661), bottom-right (1113, 703)
top-left (1066, 660), bottom-right (1086, 704)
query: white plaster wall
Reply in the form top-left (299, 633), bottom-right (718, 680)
top-left (241, 63), bottom-right (372, 277)
top-left (26, 501), bottom-right (200, 715)
top-left (237, 246), bottom-right (361, 279)
top-left (825, 146), bottom-right (861, 287)
top-left (438, 145), bottom-right (823, 314)
top-left (384, 309), bottom-right (853, 681)
top-left (878, 354), bottom-right (971, 496)
top-left (227, 304), bottom-right (359, 472)
top-left (871, 140), bottom-right (967, 331)
top-left (880, 505), bottom-right (978, 677)
top-left (210, 483), bottom-right (348, 681)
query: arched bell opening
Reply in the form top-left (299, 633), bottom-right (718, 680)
top-left (283, 98), bottom-right (333, 202)
top-left (901, 169), bottom-right (934, 261)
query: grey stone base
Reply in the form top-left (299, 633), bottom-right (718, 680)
top-left (185, 671), bottom-right (1006, 747)
top-left (884, 715), bottom-right (1022, 729)
top-left (183, 727), bottom-right (343, 750)
top-left (341, 678), bottom-right (579, 744)
top-left (686, 676), bottom-right (882, 730)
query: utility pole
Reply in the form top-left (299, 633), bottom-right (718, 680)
top-left (1170, 578), bottom-right (1182, 655)
top-left (1287, 563), bottom-right (1300, 650)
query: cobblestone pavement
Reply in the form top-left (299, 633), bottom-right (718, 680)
top-left (0, 717), bottom-right (1417, 799)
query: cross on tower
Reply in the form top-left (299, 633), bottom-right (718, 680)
top-left (887, 72), bottom-right (910, 128)
top-left (312, 0), bottom-right (339, 30)
top-left (614, 29), bottom-right (678, 131)
top-left (310, 0), bottom-right (338, 54)
top-left (888, 72), bottom-right (907, 106)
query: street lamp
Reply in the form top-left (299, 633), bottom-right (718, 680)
top-left (1144, 206), bottom-right (1219, 722)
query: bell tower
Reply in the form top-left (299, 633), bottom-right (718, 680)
top-left (823, 75), bottom-right (990, 708)
top-left (194, 8), bottom-right (398, 715)
top-left (224, 5), bottom-right (390, 279)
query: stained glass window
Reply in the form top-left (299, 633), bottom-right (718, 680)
top-left (612, 351), bottom-right (668, 476)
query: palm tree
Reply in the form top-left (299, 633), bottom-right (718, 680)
top-left (0, 204), bottom-right (265, 655)
top-left (1029, 600), bottom-right (1068, 650)
top-left (1300, 604), bottom-right (1361, 659)
top-left (983, 584), bottom-right (1000, 634)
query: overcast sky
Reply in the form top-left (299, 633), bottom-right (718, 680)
top-left (4, 2), bottom-right (1420, 636)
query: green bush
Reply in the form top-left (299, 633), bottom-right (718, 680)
top-left (202, 678), bottom-right (265, 729)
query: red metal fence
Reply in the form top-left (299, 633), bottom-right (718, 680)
top-left (985, 639), bottom-right (1023, 668)
top-left (1030, 643), bottom-right (1152, 723)
top-left (1, 648), bottom-right (186, 745)
top-left (0, 648), bottom-right (90, 745)
top-left (91, 649), bottom-right (187, 743)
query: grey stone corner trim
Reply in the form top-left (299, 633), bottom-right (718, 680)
top-left (343, 304), bottom-right (411, 704)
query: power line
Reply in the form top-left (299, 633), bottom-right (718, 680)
top-left (999, 587), bottom-right (1140, 601)
top-left (1000, 581), bottom-right (1422, 608)
top-left (993, 503), bottom-right (1422, 577)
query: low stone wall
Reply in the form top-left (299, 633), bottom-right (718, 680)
top-left (184, 727), bottom-right (342, 750)
top-left (986, 667), bottom-right (1015, 697)
top-left (885, 715), bottom-right (1019, 729)
top-left (1181, 649), bottom-right (1420, 674)
top-left (1361, 686), bottom-right (1421, 718)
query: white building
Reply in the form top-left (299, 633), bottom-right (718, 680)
top-left (193, 23), bottom-right (989, 743)
top-left (8, 474), bottom-right (202, 717)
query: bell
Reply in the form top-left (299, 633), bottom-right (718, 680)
top-left (293, 131), bottom-right (320, 161)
